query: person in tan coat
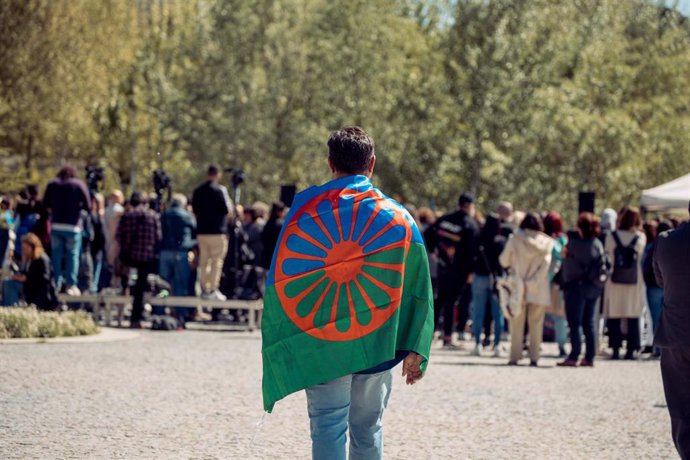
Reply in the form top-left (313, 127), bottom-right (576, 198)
top-left (603, 207), bottom-right (646, 360)
top-left (499, 212), bottom-right (554, 366)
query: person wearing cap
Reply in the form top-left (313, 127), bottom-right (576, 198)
top-left (116, 192), bottom-right (161, 328)
top-left (424, 192), bottom-right (480, 348)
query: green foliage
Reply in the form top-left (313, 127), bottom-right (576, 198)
top-left (0, 308), bottom-right (99, 339)
top-left (1, 0), bottom-right (689, 219)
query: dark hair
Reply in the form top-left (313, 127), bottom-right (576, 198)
top-left (643, 221), bottom-right (657, 243)
top-left (577, 212), bottom-right (601, 239)
top-left (520, 212), bottom-right (544, 232)
top-left (269, 202), bottom-right (286, 221)
top-left (57, 165), bottom-right (77, 180)
top-left (208, 164), bottom-right (221, 176)
top-left (130, 191), bottom-right (143, 207)
top-left (543, 211), bottom-right (564, 237)
top-left (327, 126), bottom-right (375, 175)
top-left (618, 206), bottom-right (641, 231)
top-left (657, 220), bottom-right (673, 235)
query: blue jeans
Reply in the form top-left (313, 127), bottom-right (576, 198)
top-left (471, 275), bottom-right (504, 346)
top-left (551, 314), bottom-right (568, 349)
top-left (51, 229), bottom-right (82, 289)
top-left (646, 287), bottom-right (664, 335)
top-left (305, 370), bottom-right (393, 460)
top-left (564, 284), bottom-right (602, 362)
top-left (158, 250), bottom-right (193, 317)
top-left (2, 279), bottom-right (23, 306)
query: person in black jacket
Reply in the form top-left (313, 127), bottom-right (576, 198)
top-left (653, 204), bottom-right (690, 460)
top-left (261, 202), bottom-right (286, 269)
top-left (43, 165), bottom-right (91, 296)
top-left (558, 213), bottom-right (607, 367)
top-left (424, 192), bottom-right (479, 348)
top-left (470, 213), bottom-right (506, 356)
top-left (12, 233), bottom-right (57, 310)
top-left (191, 165), bottom-right (232, 301)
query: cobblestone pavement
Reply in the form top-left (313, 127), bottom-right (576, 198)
top-left (0, 329), bottom-right (675, 459)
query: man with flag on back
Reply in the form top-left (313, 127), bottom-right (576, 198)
top-left (262, 126), bottom-right (434, 459)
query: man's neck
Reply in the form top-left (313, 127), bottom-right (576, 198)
top-left (332, 172), bottom-right (370, 180)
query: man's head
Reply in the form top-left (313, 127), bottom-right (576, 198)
top-left (497, 201), bottom-right (514, 222)
top-left (458, 192), bottom-right (475, 216)
top-left (327, 126), bottom-right (376, 178)
top-left (129, 191), bottom-right (144, 208)
top-left (171, 193), bottom-right (188, 208)
top-left (57, 165), bottom-right (77, 181)
top-left (208, 164), bottom-right (222, 182)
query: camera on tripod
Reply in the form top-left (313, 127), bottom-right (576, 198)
top-left (85, 165), bottom-right (104, 192)
top-left (151, 169), bottom-right (172, 212)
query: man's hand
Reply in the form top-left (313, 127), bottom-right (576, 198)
top-left (402, 352), bottom-right (424, 385)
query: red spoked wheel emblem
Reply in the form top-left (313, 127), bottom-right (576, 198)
top-left (274, 189), bottom-right (411, 342)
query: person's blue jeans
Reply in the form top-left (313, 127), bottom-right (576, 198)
top-left (90, 251), bottom-right (103, 294)
top-left (471, 275), bottom-right (504, 346)
top-left (564, 284), bottom-right (602, 362)
top-left (158, 250), bottom-right (193, 317)
top-left (305, 370), bottom-right (393, 460)
top-left (50, 229), bottom-right (82, 289)
top-left (551, 314), bottom-right (568, 349)
top-left (647, 286), bottom-right (664, 354)
top-left (2, 279), bottom-right (23, 306)
top-left (646, 287), bottom-right (664, 335)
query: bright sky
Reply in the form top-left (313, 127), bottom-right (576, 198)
top-left (667, 0), bottom-right (690, 14)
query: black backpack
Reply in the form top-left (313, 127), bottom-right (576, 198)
top-left (611, 231), bottom-right (639, 285)
top-left (586, 241), bottom-right (610, 289)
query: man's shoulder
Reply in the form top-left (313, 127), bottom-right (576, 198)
top-left (659, 224), bottom-right (690, 247)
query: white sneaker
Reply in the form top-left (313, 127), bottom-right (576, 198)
top-left (66, 286), bottom-right (81, 296)
top-left (493, 347), bottom-right (503, 358)
top-left (207, 290), bottom-right (227, 301)
top-left (471, 344), bottom-right (482, 356)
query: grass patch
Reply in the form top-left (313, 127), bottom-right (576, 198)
top-left (0, 307), bottom-right (99, 339)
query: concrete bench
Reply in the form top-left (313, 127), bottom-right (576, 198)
top-left (57, 293), bottom-right (263, 330)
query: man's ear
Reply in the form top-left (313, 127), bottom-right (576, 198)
top-left (367, 155), bottom-right (376, 175)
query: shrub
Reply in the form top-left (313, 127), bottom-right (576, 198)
top-left (0, 307), bottom-right (99, 339)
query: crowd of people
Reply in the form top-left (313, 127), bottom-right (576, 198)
top-left (419, 193), bottom-right (686, 366)
top-left (0, 164), bottom-right (285, 328)
top-left (0, 164), bottom-right (686, 361)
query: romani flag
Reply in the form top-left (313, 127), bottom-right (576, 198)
top-left (261, 175), bottom-right (434, 412)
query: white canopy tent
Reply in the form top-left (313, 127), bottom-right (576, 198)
top-left (640, 173), bottom-right (690, 211)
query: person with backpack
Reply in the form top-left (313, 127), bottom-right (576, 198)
top-left (603, 207), bottom-right (646, 360)
top-left (499, 212), bottom-right (554, 366)
top-left (558, 213), bottom-right (608, 367)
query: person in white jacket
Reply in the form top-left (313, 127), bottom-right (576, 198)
top-left (499, 212), bottom-right (554, 366)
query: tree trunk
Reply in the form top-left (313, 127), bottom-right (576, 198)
top-left (25, 134), bottom-right (34, 179)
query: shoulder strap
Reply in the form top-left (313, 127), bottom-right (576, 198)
top-left (612, 231), bottom-right (623, 247)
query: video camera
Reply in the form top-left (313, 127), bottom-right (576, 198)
top-left (151, 169), bottom-right (172, 212)
top-left (85, 166), bottom-right (104, 192)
